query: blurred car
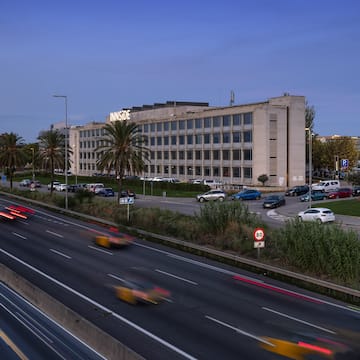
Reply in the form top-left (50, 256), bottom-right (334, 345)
top-left (327, 187), bottom-right (352, 199)
top-left (95, 233), bottom-right (134, 248)
top-left (285, 185), bottom-right (309, 196)
top-left (97, 187), bottom-right (115, 197)
top-left (196, 189), bottom-right (226, 202)
top-left (298, 207), bottom-right (335, 223)
top-left (114, 278), bottom-right (170, 305)
top-left (231, 189), bottom-right (261, 201)
top-left (19, 179), bottom-right (31, 187)
top-left (353, 186), bottom-right (360, 197)
top-left (299, 190), bottom-right (328, 202)
top-left (262, 194), bottom-right (286, 208)
top-left (48, 181), bottom-right (61, 190)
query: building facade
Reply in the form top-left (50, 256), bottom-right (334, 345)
top-left (69, 94), bottom-right (306, 188)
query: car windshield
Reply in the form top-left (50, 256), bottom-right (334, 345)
top-left (266, 196), bottom-right (278, 200)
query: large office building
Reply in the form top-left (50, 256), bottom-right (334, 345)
top-left (69, 94), bottom-right (306, 188)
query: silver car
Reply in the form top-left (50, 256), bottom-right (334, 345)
top-left (196, 190), bottom-right (226, 203)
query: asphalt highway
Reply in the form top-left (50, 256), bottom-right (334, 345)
top-left (0, 282), bottom-right (105, 359)
top-left (0, 196), bottom-right (359, 359)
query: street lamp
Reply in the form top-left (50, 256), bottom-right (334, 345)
top-left (53, 95), bottom-right (68, 210)
top-left (73, 143), bottom-right (78, 185)
top-left (305, 128), bottom-right (312, 209)
top-left (30, 147), bottom-right (35, 182)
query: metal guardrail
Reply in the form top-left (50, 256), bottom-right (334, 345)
top-left (1, 190), bottom-right (359, 301)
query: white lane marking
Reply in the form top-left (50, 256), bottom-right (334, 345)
top-left (50, 249), bottom-right (72, 259)
top-left (88, 245), bottom-right (113, 255)
top-left (15, 311), bottom-right (54, 343)
top-left (46, 230), bottom-right (63, 238)
top-left (3, 198), bottom-right (356, 315)
top-left (205, 315), bottom-right (274, 346)
top-left (135, 242), bottom-right (261, 281)
top-left (108, 273), bottom-right (126, 282)
top-left (12, 232), bottom-right (27, 239)
top-left (155, 269), bottom-right (198, 285)
top-left (141, 245), bottom-right (358, 315)
top-left (0, 249), bottom-right (197, 360)
top-left (0, 283), bottom-right (106, 359)
top-left (261, 307), bottom-right (336, 334)
top-left (0, 302), bottom-right (66, 360)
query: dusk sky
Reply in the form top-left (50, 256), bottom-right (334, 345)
top-left (1, 0), bottom-right (359, 142)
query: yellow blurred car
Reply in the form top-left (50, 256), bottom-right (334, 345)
top-left (114, 279), bottom-right (170, 305)
top-left (95, 233), bottom-right (134, 248)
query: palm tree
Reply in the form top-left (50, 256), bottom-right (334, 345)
top-left (96, 121), bottom-right (149, 201)
top-left (37, 129), bottom-right (69, 193)
top-left (0, 132), bottom-right (27, 189)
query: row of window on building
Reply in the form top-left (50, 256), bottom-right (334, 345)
top-left (78, 163), bottom-right (253, 179)
top-left (142, 113), bottom-right (253, 133)
top-left (79, 149), bottom-right (253, 161)
top-left (78, 130), bottom-right (253, 149)
top-left (77, 113), bottom-right (253, 139)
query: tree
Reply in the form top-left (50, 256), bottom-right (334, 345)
top-left (96, 120), bottom-right (149, 202)
top-left (37, 129), bottom-right (68, 193)
top-left (0, 132), bottom-right (27, 189)
top-left (257, 174), bottom-right (269, 186)
top-left (312, 136), bottom-right (358, 176)
top-left (305, 101), bottom-right (315, 133)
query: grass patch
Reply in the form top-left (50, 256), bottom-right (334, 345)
top-left (322, 199), bottom-right (360, 217)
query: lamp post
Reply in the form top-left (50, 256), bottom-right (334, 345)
top-left (305, 128), bottom-right (312, 209)
top-left (73, 143), bottom-right (78, 185)
top-left (31, 147), bottom-right (35, 182)
top-left (53, 95), bottom-right (68, 210)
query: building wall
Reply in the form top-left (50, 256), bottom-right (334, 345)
top-left (69, 95), bottom-right (306, 189)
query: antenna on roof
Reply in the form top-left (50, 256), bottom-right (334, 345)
top-left (230, 90), bottom-right (235, 106)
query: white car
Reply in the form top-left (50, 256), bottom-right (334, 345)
top-left (54, 183), bottom-right (68, 192)
top-left (298, 207), bottom-right (335, 224)
top-left (48, 181), bottom-right (61, 190)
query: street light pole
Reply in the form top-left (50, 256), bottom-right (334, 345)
top-left (31, 147), bottom-right (35, 182)
top-left (305, 128), bottom-right (312, 209)
top-left (53, 95), bottom-right (68, 210)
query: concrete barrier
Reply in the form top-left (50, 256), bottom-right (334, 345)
top-left (0, 264), bottom-right (143, 360)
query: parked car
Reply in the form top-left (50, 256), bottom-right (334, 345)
top-left (298, 207), bottom-right (335, 223)
top-left (54, 183), bottom-right (68, 191)
top-left (285, 185), bottom-right (309, 196)
top-left (31, 180), bottom-right (42, 188)
top-left (262, 195), bottom-right (286, 209)
top-left (299, 190), bottom-right (328, 202)
top-left (231, 189), bottom-right (262, 201)
top-left (312, 180), bottom-right (340, 193)
top-left (353, 186), bottom-right (360, 197)
top-left (47, 181), bottom-right (61, 190)
top-left (327, 187), bottom-right (352, 199)
top-left (97, 188), bottom-right (115, 197)
top-left (121, 189), bottom-right (136, 198)
top-left (19, 179), bottom-right (31, 187)
top-left (196, 189), bottom-right (226, 202)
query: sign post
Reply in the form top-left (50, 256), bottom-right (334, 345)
top-left (119, 197), bottom-right (134, 222)
top-left (253, 228), bottom-right (265, 259)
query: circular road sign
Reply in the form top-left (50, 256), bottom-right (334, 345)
top-left (253, 228), bottom-right (265, 242)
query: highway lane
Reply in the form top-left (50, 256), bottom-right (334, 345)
top-left (1, 197), bottom-right (359, 359)
top-left (0, 282), bottom-right (105, 360)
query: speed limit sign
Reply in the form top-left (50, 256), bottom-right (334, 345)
top-left (253, 228), bottom-right (265, 248)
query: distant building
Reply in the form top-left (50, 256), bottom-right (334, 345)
top-left (68, 94), bottom-right (306, 188)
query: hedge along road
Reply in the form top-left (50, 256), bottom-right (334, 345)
top-left (8, 181), bottom-right (360, 233)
